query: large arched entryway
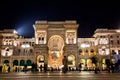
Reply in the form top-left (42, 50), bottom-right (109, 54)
top-left (68, 55), bottom-right (75, 67)
top-left (87, 59), bottom-right (92, 70)
top-left (80, 59), bottom-right (86, 70)
top-left (37, 55), bottom-right (44, 67)
top-left (48, 35), bottom-right (64, 68)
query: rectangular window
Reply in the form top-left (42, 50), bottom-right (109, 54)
top-left (100, 36), bottom-right (102, 38)
top-left (117, 40), bottom-right (120, 45)
top-left (29, 42), bottom-right (31, 46)
top-left (110, 36), bottom-right (113, 38)
top-left (117, 35), bottom-right (119, 38)
top-left (32, 42), bottom-right (34, 46)
top-left (39, 37), bottom-right (41, 40)
top-left (110, 40), bottom-right (113, 45)
top-left (118, 50), bottom-right (120, 54)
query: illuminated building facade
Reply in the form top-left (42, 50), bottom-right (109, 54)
top-left (0, 21), bottom-right (120, 70)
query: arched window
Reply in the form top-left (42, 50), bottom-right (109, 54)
top-left (13, 60), bottom-right (18, 66)
top-left (5, 47), bottom-right (9, 51)
top-left (26, 60), bottom-right (32, 66)
top-left (90, 49), bottom-right (94, 53)
top-left (18, 49), bottom-right (20, 53)
top-left (30, 49), bottom-right (33, 53)
top-left (79, 49), bottom-right (82, 55)
top-left (42, 37), bottom-right (44, 40)
top-left (4, 60), bottom-right (9, 65)
top-left (20, 60), bottom-right (25, 66)
top-left (6, 48), bottom-right (9, 51)
top-left (118, 50), bottom-right (120, 55)
top-left (112, 50), bottom-right (116, 55)
top-left (38, 33), bottom-right (45, 44)
top-left (85, 49), bottom-right (88, 53)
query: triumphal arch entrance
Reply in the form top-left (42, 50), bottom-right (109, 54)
top-left (33, 20), bottom-right (79, 68)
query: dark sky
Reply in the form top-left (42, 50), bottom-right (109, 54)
top-left (0, 0), bottom-right (120, 38)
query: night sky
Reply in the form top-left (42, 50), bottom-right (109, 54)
top-left (0, 0), bottom-right (120, 38)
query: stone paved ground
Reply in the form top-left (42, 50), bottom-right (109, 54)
top-left (0, 71), bottom-right (119, 80)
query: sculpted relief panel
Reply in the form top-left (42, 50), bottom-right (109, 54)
top-left (66, 31), bottom-right (76, 44)
top-left (36, 31), bottom-right (47, 44)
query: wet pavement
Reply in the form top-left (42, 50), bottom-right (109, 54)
top-left (0, 71), bottom-right (119, 80)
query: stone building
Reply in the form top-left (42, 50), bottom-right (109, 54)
top-left (0, 20), bottom-right (79, 70)
top-left (0, 20), bottom-right (120, 70)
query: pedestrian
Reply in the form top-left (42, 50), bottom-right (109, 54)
top-left (18, 66), bottom-right (20, 72)
top-left (34, 63), bottom-right (37, 72)
top-left (24, 64), bottom-right (27, 73)
top-left (2, 64), bottom-right (6, 73)
top-left (111, 61), bottom-right (115, 73)
top-left (15, 67), bottom-right (17, 72)
top-left (44, 63), bottom-right (47, 72)
top-left (31, 62), bottom-right (35, 73)
top-left (40, 64), bottom-right (42, 72)
top-left (62, 56), bottom-right (68, 73)
top-left (8, 65), bottom-right (10, 72)
top-left (51, 67), bottom-right (53, 72)
top-left (0, 65), bottom-right (2, 73)
top-left (79, 63), bottom-right (82, 72)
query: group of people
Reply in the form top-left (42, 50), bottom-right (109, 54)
top-left (0, 64), bottom-right (10, 73)
top-left (3, 56), bottom-right (120, 74)
top-left (31, 62), bottom-right (47, 73)
top-left (106, 60), bottom-right (120, 73)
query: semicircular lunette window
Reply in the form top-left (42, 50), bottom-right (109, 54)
top-left (1, 47), bottom-right (13, 57)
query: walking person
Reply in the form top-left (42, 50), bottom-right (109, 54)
top-left (44, 63), bottom-right (47, 72)
top-left (0, 64), bottom-right (2, 73)
top-left (79, 63), bottom-right (82, 72)
top-left (40, 64), bottom-right (42, 72)
top-left (62, 56), bottom-right (68, 73)
top-left (105, 59), bottom-right (111, 73)
top-left (15, 67), bottom-right (17, 72)
top-left (31, 62), bottom-right (35, 73)
top-left (111, 61), bottom-right (115, 73)
top-left (2, 64), bottom-right (6, 73)
top-left (24, 64), bottom-right (27, 73)
top-left (7, 65), bottom-right (10, 72)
